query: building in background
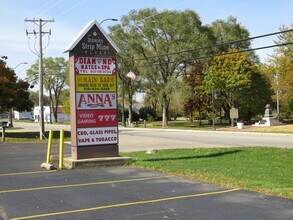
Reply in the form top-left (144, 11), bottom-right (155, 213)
top-left (33, 106), bottom-right (70, 123)
top-left (14, 110), bottom-right (34, 120)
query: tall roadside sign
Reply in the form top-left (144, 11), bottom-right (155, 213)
top-left (64, 20), bottom-right (120, 160)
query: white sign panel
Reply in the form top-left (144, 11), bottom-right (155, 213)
top-left (77, 127), bottom-right (118, 146)
top-left (76, 92), bottom-right (117, 110)
top-left (75, 57), bottom-right (117, 74)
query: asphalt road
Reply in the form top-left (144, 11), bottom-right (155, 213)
top-left (118, 127), bottom-right (293, 152)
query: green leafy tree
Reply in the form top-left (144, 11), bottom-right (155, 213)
top-left (110, 8), bottom-right (214, 127)
top-left (205, 50), bottom-right (257, 120)
top-left (0, 60), bottom-right (33, 112)
top-left (29, 91), bottom-right (50, 106)
top-left (268, 25), bottom-right (293, 117)
top-left (26, 57), bottom-right (69, 122)
top-left (238, 65), bottom-right (273, 121)
top-left (139, 106), bottom-right (157, 121)
top-left (210, 16), bottom-right (251, 52)
top-left (58, 88), bottom-right (70, 116)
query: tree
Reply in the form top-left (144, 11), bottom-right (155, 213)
top-left (27, 57), bottom-right (69, 122)
top-left (29, 91), bottom-right (50, 106)
top-left (139, 106), bottom-right (156, 121)
top-left (182, 65), bottom-right (210, 124)
top-left (205, 50), bottom-right (258, 120)
top-left (110, 8), bottom-right (214, 127)
top-left (238, 64), bottom-right (273, 120)
top-left (210, 16), bottom-right (251, 53)
top-left (0, 60), bottom-right (33, 112)
top-left (110, 23), bottom-right (143, 125)
top-left (268, 25), bottom-right (293, 117)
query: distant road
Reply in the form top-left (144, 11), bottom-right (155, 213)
top-left (12, 121), bottom-right (71, 132)
top-left (118, 127), bottom-right (293, 152)
top-left (10, 122), bottom-right (293, 151)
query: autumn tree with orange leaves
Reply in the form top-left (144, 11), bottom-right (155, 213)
top-left (0, 60), bottom-right (33, 112)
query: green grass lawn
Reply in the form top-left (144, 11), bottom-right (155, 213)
top-left (134, 120), bottom-right (231, 130)
top-left (122, 147), bottom-right (293, 199)
top-left (0, 130), bottom-right (71, 142)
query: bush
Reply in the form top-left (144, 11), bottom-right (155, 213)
top-left (139, 106), bottom-right (157, 121)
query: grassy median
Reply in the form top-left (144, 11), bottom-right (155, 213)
top-left (0, 130), bottom-right (71, 142)
top-left (122, 147), bottom-right (293, 199)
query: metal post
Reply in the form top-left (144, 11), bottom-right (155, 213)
top-left (276, 73), bottom-right (280, 121)
top-left (46, 130), bottom-right (53, 163)
top-left (122, 80), bottom-right (126, 126)
top-left (212, 89), bottom-right (215, 130)
top-left (59, 129), bottom-right (64, 170)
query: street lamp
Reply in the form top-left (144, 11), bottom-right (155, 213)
top-left (12, 62), bottom-right (28, 69)
top-left (100, 18), bottom-right (118, 25)
top-left (274, 73), bottom-right (280, 121)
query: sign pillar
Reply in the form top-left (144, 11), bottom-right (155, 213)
top-left (64, 20), bottom-right (120, 159)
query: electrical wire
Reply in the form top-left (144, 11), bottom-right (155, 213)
top-left (35, 0), bottom-right (64, 18)
top-left (131, 42), bottom-right (293, 69)
top-left (119, 29), bottom-right (293, 63)
top-left (54, 0), bottom-right (87, 18)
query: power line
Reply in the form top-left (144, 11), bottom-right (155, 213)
top-left (118, 29), bottom-right (293, 63)
top-left (131, 42), bottom-right (293, 69)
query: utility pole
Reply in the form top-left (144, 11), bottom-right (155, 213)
top-left (25, 18), bottom-right (54, 140)
top-left (275, 73), bottom-right (280, 121)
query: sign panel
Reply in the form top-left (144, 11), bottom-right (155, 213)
top-left (230, 108), bottom-right (239, 119)
top-left (66, 20), bottom-right (120, 159)
top-left (74, 57), bottom-right (117, 74)
top-left (77, 109), bottom-right (117, 128)
top-left (76, 75), bottom-right (116, 92)
top-left (77, 127), bottom-right (118, 146)
top-left (76, 92), bottom-right (116, 110)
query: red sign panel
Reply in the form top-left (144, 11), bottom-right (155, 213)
top-left (77, 109), bottom-right (117, 128)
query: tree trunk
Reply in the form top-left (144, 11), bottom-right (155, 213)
top-left (53, 91), bottom-right (60, 123)
top-left (198, 109), bottom-right (202, 126)
top-left (162, 95), bottom-right (168, 127)
top-left (128, 105), bottom-right (133, 126)
top-left (53, 107), bottom-right (58, 123)
top-left (189, 109), bottom-right (193, 123)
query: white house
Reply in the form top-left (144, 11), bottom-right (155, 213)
top-left (14, 110), bottom-right (34, 120)
top-left (33, 106), bottom-right (70, 123)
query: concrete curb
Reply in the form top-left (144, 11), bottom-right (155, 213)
top-left (63, 156), bottom-right (133, 169)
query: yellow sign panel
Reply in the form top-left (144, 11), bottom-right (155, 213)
top-left (76, 75), bottom-right (116, 92)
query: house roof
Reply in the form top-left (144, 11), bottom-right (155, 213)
top-left (63, 19), bottom-right (120, 53)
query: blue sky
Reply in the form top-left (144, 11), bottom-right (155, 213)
top-left (0, 0), bottom-right (292, 80)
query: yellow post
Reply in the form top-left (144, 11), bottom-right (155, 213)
top-left (59, 129), bottom-right (64, 170)
top-left (46, 130), bottom-right (53, 163)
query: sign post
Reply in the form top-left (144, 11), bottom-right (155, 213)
top-left (64, 20), bottom-right (120, 160)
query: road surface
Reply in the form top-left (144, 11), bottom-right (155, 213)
top-left (9, 122), bottom-right (293, 152)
